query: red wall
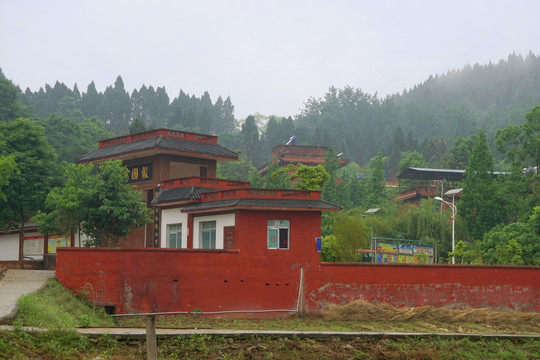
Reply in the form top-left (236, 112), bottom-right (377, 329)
top-left (308, 263), bottom-right (539, 312)
top-left (56, 210), bottom-right (540, 315)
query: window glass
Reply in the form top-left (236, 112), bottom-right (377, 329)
top-left (167, 224), bottom-right (182, 248)
top-left (267, 219), bottom-right (290, 249)
top-left (279, 228), bottom-right (289, 248)
top-left (200, 221), bottom-right (216, 249)
top-left (202, 221), bottom-right (215, 230)
top-left (268, 228), bottom-right (278, 248)
top-left (170, 233), bottom-right (177, 248)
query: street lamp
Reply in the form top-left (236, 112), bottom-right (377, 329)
top-left (434, 194), bottom-right (458, 265)
top-left (365, 208), bottom-right (380, 239)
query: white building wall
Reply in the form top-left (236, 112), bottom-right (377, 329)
top-left (193, 213), bottom-right (235, 249)
top-left (73, 231), bottom-right (91, 247)
top-left (160, 208), bottom-right (188, 248)
top-left (0, 232), bottom-right (45, 261)
top-left (0, 233), bottom-right (19, 261)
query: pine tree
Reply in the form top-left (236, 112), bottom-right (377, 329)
top-left (129, 116), bottom-right (147, 134)
top-left (459, 130), bottom-right (505, 240)
top-left (80, 81), bottom-right (101, 119)
top-left (365, 153), bottom-right (386, 208)
top-left (241, 115), bottom-right (260, 165)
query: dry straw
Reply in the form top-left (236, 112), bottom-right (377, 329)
top-left (322, 300), bottom-right (540, 324)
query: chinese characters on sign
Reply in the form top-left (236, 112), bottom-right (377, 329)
top-left (127, 163), bottom-right (153, 183)
top-left (153, 206), bottom-right (160, 248)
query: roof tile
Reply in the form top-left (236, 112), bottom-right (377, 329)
top-left (78, 135), bottom-right (238, 162)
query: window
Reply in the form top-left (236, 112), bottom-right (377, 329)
top-left (267, 219), bottom-right (289, 249)
top-left (167, 224), bottom-right (182, 248)
top-left (200, 221), bottom-right (216, 249)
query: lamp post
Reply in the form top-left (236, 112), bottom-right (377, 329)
top-left (365, 208), bottom-right (380, 239)
top-left (434, 196), bottom-right (457, 264)
top-left (365, 208), bottom-right (380, 262)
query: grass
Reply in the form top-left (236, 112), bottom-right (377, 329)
top-left (0, 330), bottom-right (538, 359)
top-left (13, 278), bottom-right (115, 328)
top-left (0, 328), bottom-right (142, 360)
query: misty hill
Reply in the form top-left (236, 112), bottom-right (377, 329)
top-left (4, 51), bottom-right (539, 171)
top-left (394, 51), bottom-right (540, 135)
top-left (293, 52), bottom-right (540, 170)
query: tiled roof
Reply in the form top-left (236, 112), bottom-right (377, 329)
top-left (180, 198), bottom-right (341, 212)
top-left (152, 186), bottom-right (219, 204)
top-left (78, 135), bottom-right (238, 162)
top-left (397, 167), bottom-right (506, 181)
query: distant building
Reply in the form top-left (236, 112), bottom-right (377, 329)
top-left (258, 144), bottom-right (348, 176)
top-left (395, 167), bottom-right (505, 203)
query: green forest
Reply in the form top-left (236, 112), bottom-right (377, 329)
top-left (0, 51), bottom-right (538, 266)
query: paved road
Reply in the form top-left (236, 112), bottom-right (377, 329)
top-left (0, 325), bottom-right (537, 341)
top-left (74, 327), bottom-right (539, 340)
top-left (0, 269), bottom-right (56, 320)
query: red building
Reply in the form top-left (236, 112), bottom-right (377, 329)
top-left (59, 128), bottom-right (345, 314)
top-left (77, 128), bottom-right (239, 248)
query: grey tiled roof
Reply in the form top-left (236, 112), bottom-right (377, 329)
top-left (398, 167), bottom-right (506, 181)
top-left (152, 186), bottom-right (219, 204)
top-left (180, 198), bottom-right (341, 212)
top-left (78, 135), bottom-right (239, 162)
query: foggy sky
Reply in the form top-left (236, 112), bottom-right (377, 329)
top-left (1, 0), bottom-right (539, 119)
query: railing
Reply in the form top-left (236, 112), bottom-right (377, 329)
top-left (201, 188), bottom-right (319, 201)
top-left (161, 177), bottom-right (250, 190)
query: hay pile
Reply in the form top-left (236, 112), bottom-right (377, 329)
top-left (322, 300), bottom-right (540, 324)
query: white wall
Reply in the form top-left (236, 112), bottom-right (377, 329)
top-left (160, 208), bottom-right (188, 248)
top-left (0, 233), bottom-right (19, 261)
top-left (0, 232), bottom-right (45, 261)
top-left (193, 213), bottom-right (235, 249)
top-left (69, 231), bottom-right (92, 247)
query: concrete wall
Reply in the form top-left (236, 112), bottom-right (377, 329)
top-left (0, 233), bottom-right (18, 261)
top-left (0, 260), bottom-right (44, 270)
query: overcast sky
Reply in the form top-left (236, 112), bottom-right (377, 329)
top-left (1, 0), bottom-right (539, 119)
